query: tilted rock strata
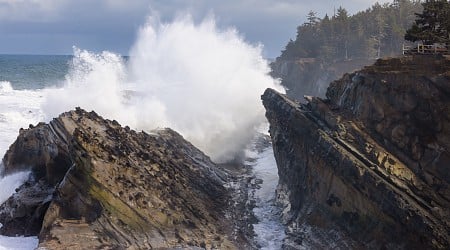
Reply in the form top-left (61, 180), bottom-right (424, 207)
top-left (0, 108), bottom-right (240, 249)
top-left (327, 56), bottom-right (450, 200)
top-left (262, 56), bottom-right (450, 249)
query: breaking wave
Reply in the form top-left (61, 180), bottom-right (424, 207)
top-left (43, 14), bottom-right (284, 162)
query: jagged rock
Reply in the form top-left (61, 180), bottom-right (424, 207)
top-left (0, 108), bottom-right (244, 249)
top-left (1, 122), bottom-right (71, 185)
top-left (262, 56), bottom-right (450, 249)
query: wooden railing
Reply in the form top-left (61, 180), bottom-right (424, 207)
top-left (403, 44), bottom-right (450, 55)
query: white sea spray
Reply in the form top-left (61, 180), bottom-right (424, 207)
top-left (42, 14), bottom-right (284, 162)
top-left (0, 12), bottom-right (286, 250)
top-left (0, 78), bottom-right (51, 250)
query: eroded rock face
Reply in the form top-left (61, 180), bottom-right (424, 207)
top-left (0, 108), bottom-right (242, 249)
top-left (1, 122), bottom-right (71, 185)
top-left (327, 56), bottom-right (450, 190)
top-left (262, 56), bottom-right (450, 249)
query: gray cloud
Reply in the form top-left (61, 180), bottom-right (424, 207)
top-left (0, 0), bottom-right (392, 57)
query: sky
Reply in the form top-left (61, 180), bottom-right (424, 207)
top-left (0, 0), bottom-right (393, 58)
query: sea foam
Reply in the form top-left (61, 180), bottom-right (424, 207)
top-left (0, 81), bottom-right (45, 156)
top-left (0, 81), bottom-right (13, 94)
top-left (43, 14), bottom-right (284, 162)
top-left (0, 12), bottom-right (285, 250)
top-left (0, 171), bottom-right (31, 205)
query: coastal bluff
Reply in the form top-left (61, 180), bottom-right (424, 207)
top-left (0, 108), bottom-right (244, 249)
top-left (262, 56), bottom-right (450, 249)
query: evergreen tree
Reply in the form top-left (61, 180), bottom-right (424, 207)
top-left (334, 7), bottom-right (350, 59)
top-left (319, 14), bottom-right (336, 61)
top-left (278, 0), bottom-right (423, 61)
top-left (306, 11), bottom-right (320, 26)
top-left (373, 3), bottom-right (388, 57)
top-left (405, 0), bottom-right (450, 44)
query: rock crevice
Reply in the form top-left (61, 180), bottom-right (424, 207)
top-left (262, 56), bottom-right (450, 249)
top-left (0, 108), bottom-right (245, 249)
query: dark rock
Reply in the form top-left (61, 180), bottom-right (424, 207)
top-left (2, 121), bottom-right (71, 185)
top-left (0, 109), bottom-right (245, 249)
top-left (262, 56), bottom-right (450, 249)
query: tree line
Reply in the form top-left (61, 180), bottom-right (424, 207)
top-left (278, 0), bottom-right (423, 61)
top-left (405, 0), bottom-right (450, 45)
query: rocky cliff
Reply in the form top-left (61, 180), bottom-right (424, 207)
top-left (262, 55), bottom-right (450, 249)
top-left (271, 58), bottom-right (373, 100)
top-left (0, 108), bottom-right (246, 249)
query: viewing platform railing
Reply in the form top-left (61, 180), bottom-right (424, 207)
top-left (403, 44), bottom-right (450, 55)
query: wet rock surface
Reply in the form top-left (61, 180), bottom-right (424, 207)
top-left (0, 108), bottom-right (250, 249)
top-left (262, 56), bottom-right (450, 249)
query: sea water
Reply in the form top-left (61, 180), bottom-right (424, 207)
top-left (0, 54), bottom-right (286, 249)
top-left (0, 14), bottom-right (285, 249)
top-left (0, 55), bottom-right (64, 249)
top-left (245, 129), bottom-right (286, 250)
top-left (251, 147), bottom-right (286, 249)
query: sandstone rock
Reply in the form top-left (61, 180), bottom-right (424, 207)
top-left (0, 108), bottom-right (244, 249)
top-left (262, 56), bottom-right (450, 249)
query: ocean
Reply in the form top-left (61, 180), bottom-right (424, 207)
top-left (0, 14), bottom-right (285, 249)
top-left (0, 55), bottom-right (71, 157)
top-left (0, 55), bottom-right (70, 249)
top-left (0, 53), bottom-right (285, 249)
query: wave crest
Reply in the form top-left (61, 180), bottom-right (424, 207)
top-left (43, 14), bottom-right (284, 162)
top-left (0, 81), bottom-right (13, 94)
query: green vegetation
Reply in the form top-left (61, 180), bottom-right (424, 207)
top-left (279, 0), bottom-right (423, 61)
top-left (405, 0), bottom-right (450, 44)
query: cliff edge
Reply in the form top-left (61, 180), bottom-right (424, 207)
top-left (262, 55), bottom-right (450, 249)
top-left (0, 108), bottom-right (243, 249)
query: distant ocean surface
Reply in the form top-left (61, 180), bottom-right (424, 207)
top-left (0, 55), bottom-right (74, 156)
top-left (0, 55), bottom-right (71, 89)
top-left (0, 55), bottom-right (74, 249)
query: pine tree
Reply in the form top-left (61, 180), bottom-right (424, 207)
top-left (306, 11), bottom-right (320, 26)
top-left (334, 6), bottom-right (350, 59)
top-left (276, 0), bottom-right (423, 61)
top-left (405, 0), bottom-right (450, 44)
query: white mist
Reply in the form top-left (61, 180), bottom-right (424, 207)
top-left (43, 14), bottom-right (284, 162)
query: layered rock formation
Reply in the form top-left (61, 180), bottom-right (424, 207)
top-left (0, 108), bottom-right (245, 249)
top-left (262, 55), bottom-right (450, 249)
top-left (270, 58), bottom-right (374, 100)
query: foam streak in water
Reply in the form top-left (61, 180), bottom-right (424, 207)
top-left (249, 145), bottom-right (286, 250)
top-left (0, 235), bottom-right (38, 250)
top-left (0, 171), bottom-right (30, 204)
top-left (0, 81), bottom-right (45, 156)
top-left (43, 14), bottom-right (284, 162)
top-left (0, 171), bottom-right (38, 249)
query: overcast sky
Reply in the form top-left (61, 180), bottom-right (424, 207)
top-left (0, 0), bottom-right (392, 58)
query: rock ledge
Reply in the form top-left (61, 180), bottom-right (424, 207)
top-left (1, 108), bottom-right (242, 249)
top-left (262, 56), bottom-right (450, 249)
